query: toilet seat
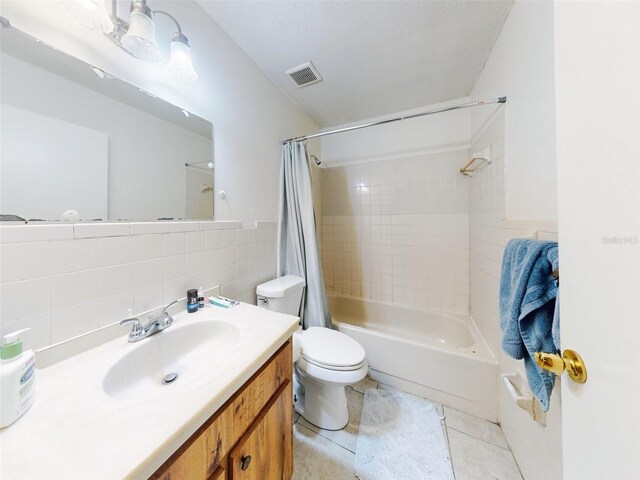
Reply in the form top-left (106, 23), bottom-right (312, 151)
top-left (299, 327), bottom-right (366, 370)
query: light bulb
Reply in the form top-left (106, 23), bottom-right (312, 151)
top-left (166, 36), bottom-right (198, 82)
top-left (62, 0), bottom-right (114, 33)
top-left (121, 6), bottom-right (161, 62)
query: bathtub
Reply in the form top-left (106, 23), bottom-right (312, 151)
top-left (329, 294), bottom-right (498, 421)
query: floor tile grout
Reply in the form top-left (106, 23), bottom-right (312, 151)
top-left (446, 425), bottom-right (511, 451)
top-left (296, 422), bottom-right (357, 456)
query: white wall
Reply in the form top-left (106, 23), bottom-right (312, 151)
top-left (469, 0), bottom-right (557, 221)
top-left (1, 53), bottom-right (210, 220)
top-left (468, 109), bottom-right (562, 480)
top-left (0, 0), bottom-right (318, 221)
top-left (320, 98), bottom-right (470, 165)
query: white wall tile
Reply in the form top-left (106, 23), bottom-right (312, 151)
top-left (161, 232), bottom-right (186, 256)
top-left (49, 239), bottom-right (94, 275)
top-left (321, 150), bottom-right (470, 313)
top-left (97, 292), bottom-right (134, 327)
top-left (50, 301), bottom-right (98, 343)
top-left (163, 277), bottom-right (186, 304)
top-left (93, 236), bottom-right (134, 267)
top-left (96, 264), bottom-right (134, 297)
top-left (74, 223), bottom-right (129, 239)
top-left (0, 224), bottom-right (73, 244)
top-left (186, 272), bottom-right (205, 292)
top-left (162, 254), bottom-right (186, 281)
top-left (186, 231), bottom-right (205, 253)
top-left (0, 242), bottom-right (49, 283)
top-left (186, 252), bottom-right (205, 275)
top-left (223, 230), bottom-right (237, 247)
top-left (0, 278), bottom-right (50, 323)
top-left (134, 259), bottom-right (163, 288)
top-left (169, 221), bottom-right (201, 233)
top-left (134, 234), bottom-right (162, 261)
top-left (129, 222), bottom-right (170, 235)
top-left (0, 313), bottom-right (50, 350)
top-left (0, 222), bottom-right (277, 352)
top-left (205, 230), bottom-right (223, 250)
top-left (134, 283), bottom-right (163, 314)
top-left (49, 270), bottom-right (97, 310)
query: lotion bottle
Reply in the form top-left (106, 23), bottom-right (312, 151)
top-left (0, 328), bottom-right (36, 428)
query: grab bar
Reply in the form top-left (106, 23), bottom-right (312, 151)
top-left (501, 373), bottom-right (546, 425)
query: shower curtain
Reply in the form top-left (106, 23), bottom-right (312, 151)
top-left (277, 141), bottom-right (331, 329)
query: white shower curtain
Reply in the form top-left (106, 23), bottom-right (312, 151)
top-left (277, 142), bottom-right (331, 329)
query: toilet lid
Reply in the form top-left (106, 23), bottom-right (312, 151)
top-left (300, 327), bottom-right (366, 368)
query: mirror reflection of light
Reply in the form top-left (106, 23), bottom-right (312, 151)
top-left (358, 182), bottom-right (368, 193)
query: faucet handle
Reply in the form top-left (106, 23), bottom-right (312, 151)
top-left (120, 317), bottom-right (143, 337)
top-left (162, 300), bottom-right (179, 315)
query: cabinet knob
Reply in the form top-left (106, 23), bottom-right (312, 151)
top-left (240, 455), bottom-right (252, 471)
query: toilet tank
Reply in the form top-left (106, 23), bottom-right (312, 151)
top-left (256, 275), bottom-right (305, 315)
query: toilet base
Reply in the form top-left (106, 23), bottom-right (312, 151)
top-left (294, 370), bottom-right (350, 431)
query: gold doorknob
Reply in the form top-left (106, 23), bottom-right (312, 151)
top-left (534, 349), bottom-right (587, 383)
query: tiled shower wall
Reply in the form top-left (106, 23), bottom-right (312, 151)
top-left (320, 150), bottom-right (470, 313)
top-left (468, 109), bottom-right (562, 480)
top-left (0, 221), bottom-right (277, 351)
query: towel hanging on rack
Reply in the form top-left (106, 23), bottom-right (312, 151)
top-left (499, 238), bottom-right (560, 411)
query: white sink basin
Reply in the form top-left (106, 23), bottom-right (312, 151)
top-left (103, 320), bottom-right (240, 400)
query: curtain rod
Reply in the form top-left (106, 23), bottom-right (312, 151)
top-left (282, 96), bottom-right (507, 145)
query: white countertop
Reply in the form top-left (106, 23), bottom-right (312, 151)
top-left (0, 303), bottom-right (299, 480)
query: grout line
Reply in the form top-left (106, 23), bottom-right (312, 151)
top-left (298, 416), bottom-right (359, 454)
top-left (446, 426), bottom-right (512, 451)
top-left (295, 422), bottom-right (357, 456)
top-left (443, 424), bottom-right (457, 480)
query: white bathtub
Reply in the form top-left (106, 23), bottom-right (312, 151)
top-left (329, 294), bottom-right (498, 421)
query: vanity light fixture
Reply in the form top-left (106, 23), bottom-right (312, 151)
top-left (64, 0), bottom-right (198, 82)
top-left (62, 0), bottom-right (114, 33)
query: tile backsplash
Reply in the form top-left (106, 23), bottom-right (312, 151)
top-left (321, 150), bottom-right (470, 313)
top-left (0, 221), bottom-right (277, 352)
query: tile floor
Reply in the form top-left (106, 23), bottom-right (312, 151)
top-left (292, 376), bottom-right (523, 480)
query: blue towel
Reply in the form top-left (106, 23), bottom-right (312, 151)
top-left (500, 239), bottom-right (559, 411)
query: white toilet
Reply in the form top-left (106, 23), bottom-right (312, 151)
top-left (257, 275), bottom-right (368, 430)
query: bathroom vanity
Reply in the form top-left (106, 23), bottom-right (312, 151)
top-left (0, 304), bottom-right (298, 480)
top-left (151, 340), bottom-right (292, 480)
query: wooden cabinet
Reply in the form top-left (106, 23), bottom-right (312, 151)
top-left (229, 382), bottom-right (292, 480)
top-left (151, 340), bottom-right (293, 480)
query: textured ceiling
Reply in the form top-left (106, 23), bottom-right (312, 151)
top-left (199, 1), bottom-right (513, 127)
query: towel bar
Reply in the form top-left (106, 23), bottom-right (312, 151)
top-left (501, 373), bottom-right (546, 425)
top-left (459, 145), bottom-right (491, 176)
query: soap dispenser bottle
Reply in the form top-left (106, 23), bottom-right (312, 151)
top-left (0, 328), bottom-right (36, 428)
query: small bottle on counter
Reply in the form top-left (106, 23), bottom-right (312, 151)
top-left (187, 289), bottom-right (198, 313)
top-left (0, 329), bottom-right (36, 428)
top-left (197, 287), bottom-right (205, 309)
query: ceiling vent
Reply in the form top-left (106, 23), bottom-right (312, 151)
top-left (285, 62), bottom-right (322, 87)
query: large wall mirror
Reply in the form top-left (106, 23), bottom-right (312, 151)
top-left (0, 20), bottom-right (214, 222)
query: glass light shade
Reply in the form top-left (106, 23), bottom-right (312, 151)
top-left (166, 41), bottom-right (198, 82)
top-left (121, 11), bottom-right (161, 62)
top-left (62, 0), bottom-right (114, 33)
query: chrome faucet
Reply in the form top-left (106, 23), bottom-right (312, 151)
top-left (120, 300), bottom-right (178, 342)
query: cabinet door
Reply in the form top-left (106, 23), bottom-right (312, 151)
top-left (229, 380), bottom-right (292, 480)
top-left (209, 465), bottom-right (226, 480)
